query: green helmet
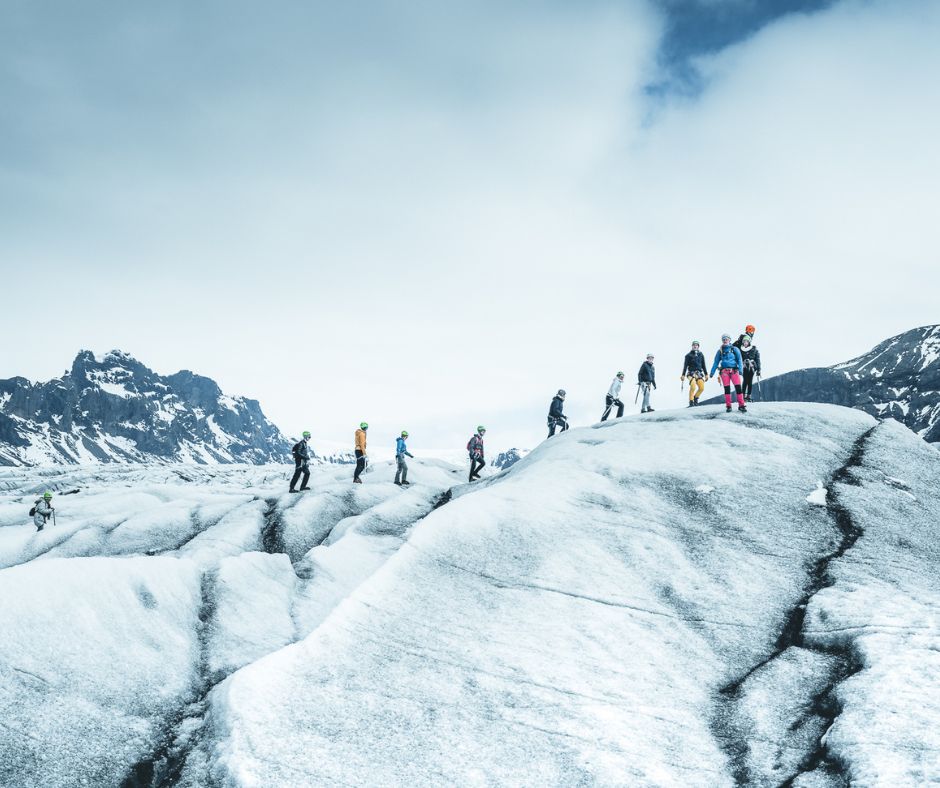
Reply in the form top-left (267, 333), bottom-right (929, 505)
top-left (477, 425), bottom-right (486, 433)
top-left (360, 422), bottom-right (369, 430)
top-left (616, 371), bottom-right (624, 378)
top-left (691, 340), bottom-right (700, 347)
top-left (302, 430), bottom-right (311, 438)
top-left (401, 430), bottom-right (409, 438)
top-left (43, 491), bottom-right (53, 500)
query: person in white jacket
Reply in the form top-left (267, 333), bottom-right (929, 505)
top-left (601, 371), bottom-right (625, 421)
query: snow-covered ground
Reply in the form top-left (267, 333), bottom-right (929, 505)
top-left (1, 404), bottom-right (938, 786)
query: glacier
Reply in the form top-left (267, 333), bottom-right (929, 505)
top-left (0, 404), bottom-right (938, 787)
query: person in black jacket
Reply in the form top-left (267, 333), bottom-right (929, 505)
top-left (740, 336), bottom-right (762, 402)
top-left (547, 389), bottom-right (569, 437)
top-left (638, 355), bottom-right (656, 413)
top-left (681, 341), bottom-right (709, 407)
top-left (289, 431), bottom-right (312, 493)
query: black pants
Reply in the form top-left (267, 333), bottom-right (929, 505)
top-left (547, 417), bottom-right (569, 438)
top-left (601, 396), bottom-right (624, 421)
top-left (290, 462), bottom-right (310, 491)
top-left (469, 457), bottom-right (485, 481)
top-left (354, 450), bottom-right (365, 481)
top-left (742, 369), bottom-right (756, 399)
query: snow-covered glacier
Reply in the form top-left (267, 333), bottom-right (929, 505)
top-left (1, 404), bottom-right (938, 787)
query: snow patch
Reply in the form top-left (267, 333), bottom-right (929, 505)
top-left (806, 482), bottom-right (828, 506)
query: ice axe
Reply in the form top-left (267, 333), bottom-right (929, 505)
top-left (757, 374), bottom-right (763, 401)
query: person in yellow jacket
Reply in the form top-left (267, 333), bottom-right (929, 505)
top-left (681, 341), bottom-right (709, 407)
top-left (353, 422), bottom-right (368, 483)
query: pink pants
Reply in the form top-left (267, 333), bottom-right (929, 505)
top-left (720, 368), bottom-right (746, 407)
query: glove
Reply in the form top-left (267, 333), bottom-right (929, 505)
top-left (653, 383), bottom-right (657, 390)
top-left (680, 376), bottom-right (685, 381)
top-left (407, 452), bottom-right (414, 458)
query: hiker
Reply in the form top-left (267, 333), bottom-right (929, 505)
top-left (601, 372), bottom-right (625, 421)
top-left (32, 491), bottom-right (54, 532)
top-left (395, 431), bottom-right (414, 486)
top-left (681, 341), bottom-right (709, 407)
top-left (710, 334), bottom-right (747, 413)
top-left (740, 335), bottom-right (762, 402)
top-left (638, 354), bottom-right (656, 413)
top-left (547, 390), bottom-right (569, 437)
top-left (354, 422), bottom-right (368, 484)
top-left (734, 324), bottom-right (757, 350)
top-left (289, 431), bottom-right (312, 493)
top-left (467, 426), bottom-right (486, 482)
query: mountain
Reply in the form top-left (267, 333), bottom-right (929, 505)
top-left (713, 325), bottom-right (940, 441)
top-left (492, 447), bottom-right (528, 470)
top-left (2, 404), bottom-right (938, 786)
top-left (0, 350), bottom-right (291, 465)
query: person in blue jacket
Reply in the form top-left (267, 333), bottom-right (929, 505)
top-left (710, 334), bottom-right (747, 413)
top-left (638, 354), bottom-right (656, 413)
top-left (395, 431), bottom-right (414, 486)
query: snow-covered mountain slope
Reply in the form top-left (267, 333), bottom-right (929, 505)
top-left (1, 404), bottom-right (938, 786)
top-left (0, 350), bottom-right (291, 465)
top-left (753, 325), bottom-right (940, 442)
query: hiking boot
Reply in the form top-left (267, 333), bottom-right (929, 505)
top-left (646, 407), bottom-right (655, 413)
top-left (299, 486), bottom-right (311, 491)
top-left (394, 481), bottom-right (402, 486)
top-left (693, 398), bottom-right (699, 405)
top-left (687, 402), bottom-right (695, 408)
top-left (739, 405), bottom-right (748, 413)
top-left (726, 405), bottom-right (733, 413)
top-left (288, 489), bottom-right (299, 494)
top-left (353, 478), bottom-right (363, 484)
top-left (401, 481), bottom-right (411, 486)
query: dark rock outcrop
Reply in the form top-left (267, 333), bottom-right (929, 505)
top-left (0, 350), bottom-right (291, 465)
top-left (716, 326), bottom-right (940, 442)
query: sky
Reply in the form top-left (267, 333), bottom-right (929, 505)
top-left (1, 0), bottom-right (938, 456)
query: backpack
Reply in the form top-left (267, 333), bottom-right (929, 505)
top-left (29, 505), bottom-right (36, 517)
top-left (291, 441), bottom-right (303, 460)
top-left (720, 345), bottom-right (738, 367)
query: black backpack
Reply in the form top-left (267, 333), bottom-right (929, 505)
top-left (29, 505), bottom-right (36, 517)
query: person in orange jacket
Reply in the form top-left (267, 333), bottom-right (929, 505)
top-left (354, 422), bottom-right (368, 484)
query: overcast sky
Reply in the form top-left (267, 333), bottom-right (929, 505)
top-left (1, 0), bottom-right (937, 454)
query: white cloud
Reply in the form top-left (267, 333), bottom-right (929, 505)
top-left (1, 0), bottom-right (937, 455)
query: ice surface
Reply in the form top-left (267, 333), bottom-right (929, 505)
top-left (0, 556), bottom-right (202, 788)
top-left (206, 552), bottom-right (296, 682)
top-left (199, 405), bottom-right (908, 786)
top-left (2, 405), bottom-right (939, 786)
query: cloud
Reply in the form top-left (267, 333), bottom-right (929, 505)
top-left (0, 0), bottom-right (937, 455)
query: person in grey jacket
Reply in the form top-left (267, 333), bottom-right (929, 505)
top-left (601, 372), bottom-right (625, 421)
top-left (33, 491), bottom-right (54, 531)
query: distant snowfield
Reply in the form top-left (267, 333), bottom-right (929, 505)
top-left (1, 404), bottom-right (938, 786)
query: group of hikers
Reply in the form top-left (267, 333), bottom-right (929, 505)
top-left (25, 328), bottom-right (763, 529)
top-left (545, 326), bottom-right (762, 437)
top-left (285, 327), bottom-right (762, 493)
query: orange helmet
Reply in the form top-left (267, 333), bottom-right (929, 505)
top-left (745, 324), bottom-right (756, 335)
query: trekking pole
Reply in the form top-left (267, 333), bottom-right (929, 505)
top-left (634, 384), bottom-right (640, 405)
top-left (758, 375), bottom-right (763, 401)
top-left (52, 510), bottom-right (57, 528)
